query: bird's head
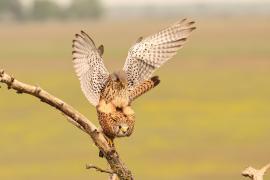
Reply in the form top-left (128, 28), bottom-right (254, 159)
top-left (114, 122), bottom-right (132, 137)
top-left (111, 70), bottom-right (128, 88)
top-left (112, 113), bottom-right (134, 137)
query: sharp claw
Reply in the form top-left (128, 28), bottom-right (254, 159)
top-left (108, 138), bottom-right (114, 147)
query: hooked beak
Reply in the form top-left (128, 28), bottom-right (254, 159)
top-left (120, 124), bottom-right (129, 134)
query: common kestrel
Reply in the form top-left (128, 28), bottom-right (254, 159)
top-left (72, 19), bottom-right (196, 145)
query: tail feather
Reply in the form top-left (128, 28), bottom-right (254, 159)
top-left (151, 76), bottom-right (160, 86)
top-left (129, 76), bottom-right (160, 103)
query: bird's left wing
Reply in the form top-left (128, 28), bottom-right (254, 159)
top-left (123, 19), bottom-right (196, 89)
top-left (72, 31), bottom-right (109, 107)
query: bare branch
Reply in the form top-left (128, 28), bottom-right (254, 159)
top-left (242, 163), bottom-right (270, 180)
top-left (0, 69), bottom-right (133, 180)
top-left (86, 164), bottom-right (113, 174)
top-left (261, 163), bottom-right (270, 175)
top-left (109, 174), bottom-right (119, 180)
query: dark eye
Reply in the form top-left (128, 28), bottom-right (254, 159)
top-left (118, 125), bottom-right (122, 129)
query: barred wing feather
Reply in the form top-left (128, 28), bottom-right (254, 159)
top-left (123, 19), bottom-right (196, 89)
top-left (72, 31), bottom-right (109, 106)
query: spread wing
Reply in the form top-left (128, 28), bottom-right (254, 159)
top-left (72, 31), bottom-right (109, 107)
top-left (123, 19), bottom-right (196, 89)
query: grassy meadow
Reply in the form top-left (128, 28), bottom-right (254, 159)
top-left (0, 17), bottom-right (270, 180)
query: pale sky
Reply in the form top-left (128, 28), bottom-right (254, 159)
top-left (20, 0), bottom-right (270, 8)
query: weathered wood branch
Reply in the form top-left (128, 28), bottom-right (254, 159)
top-left (86, 164), bottom-right (113, 174)
top-left (242, 163), bottom-right (270, 180)
top-left (0, 69), bottom-right (133, 180)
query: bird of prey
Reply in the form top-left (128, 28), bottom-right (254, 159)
top-left (72, 19), bottom-right (196, 145)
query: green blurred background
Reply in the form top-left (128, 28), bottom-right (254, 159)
top-left (0, 0), bottom-right (270, 179)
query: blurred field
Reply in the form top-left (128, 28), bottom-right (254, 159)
top-left (0, 17), bottom-right (270, 180)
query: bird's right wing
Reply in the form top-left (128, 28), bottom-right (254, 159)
top-left (72, 31), bottom-right (109, 107)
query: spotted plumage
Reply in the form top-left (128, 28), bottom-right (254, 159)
top-left (97, 74), bottom-right (135, 140)
top-left (72, 19), bottom-right (196, 143)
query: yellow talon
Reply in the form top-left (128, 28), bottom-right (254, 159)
top-left (104, 135), bottom-right (114, 147)
top-left (108, 138), bottom-right (114, 147)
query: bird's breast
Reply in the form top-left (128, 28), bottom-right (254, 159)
top-left (112, 96), bottom-right (129, 108)
top-left (97, 99), bottom-right (115, 114)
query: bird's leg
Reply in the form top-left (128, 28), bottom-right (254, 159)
top-left (97, 127), bottom-right (115, 147)
top-left (106, 136), bottom-right (115, 147)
